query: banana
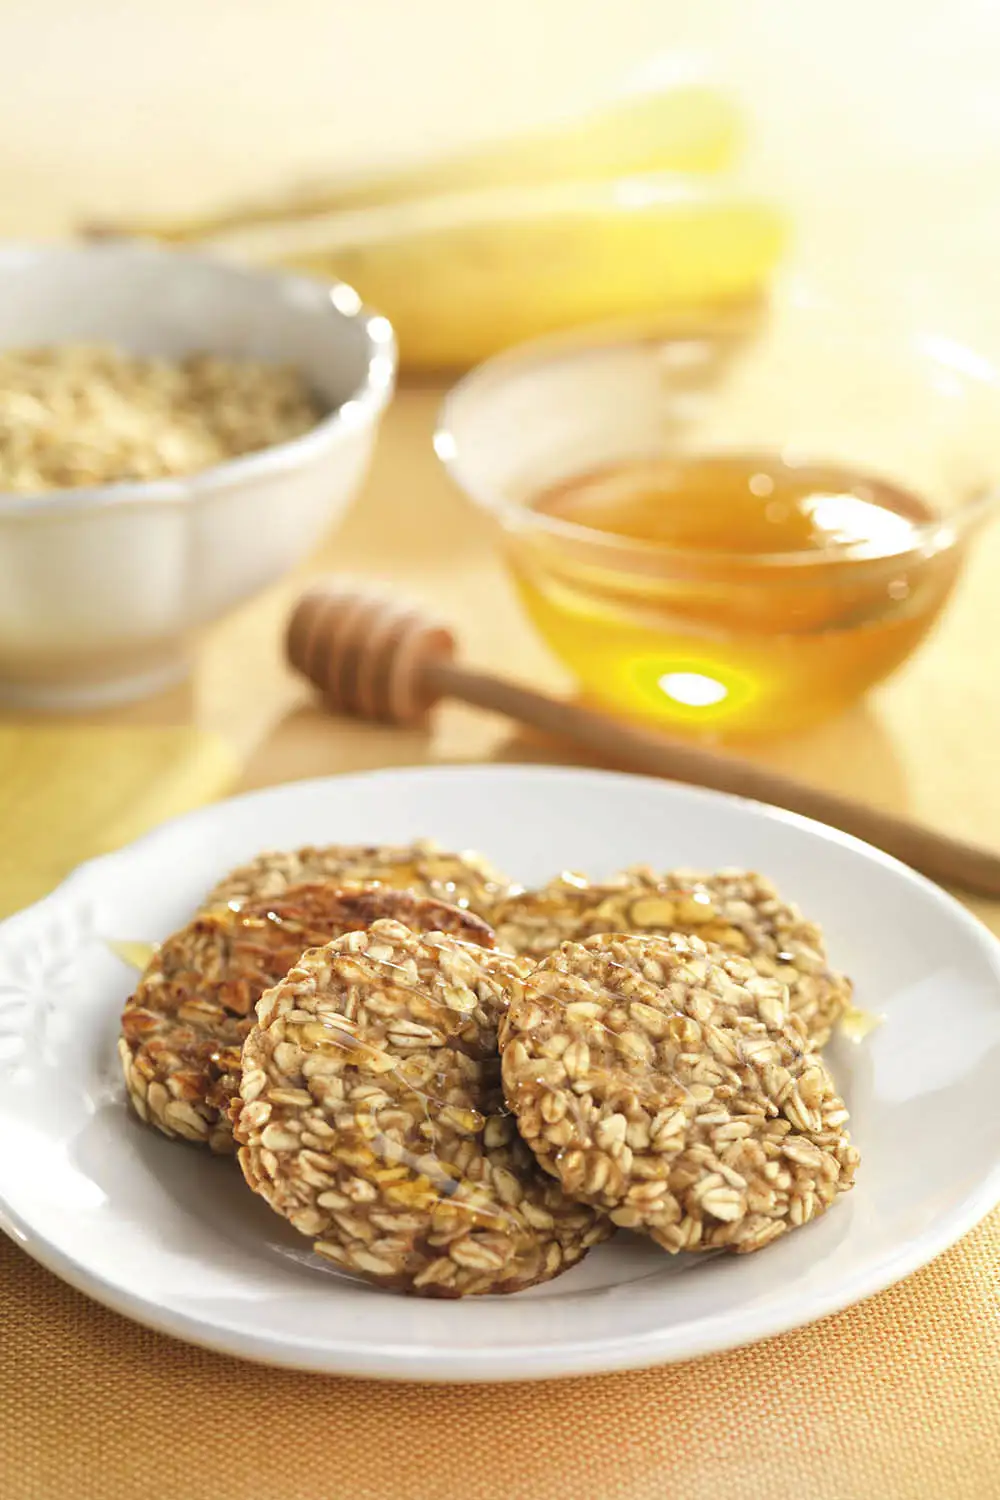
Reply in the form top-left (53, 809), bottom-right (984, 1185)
top-left (88, 79), bottom-right (742, 243)
top-left (200, 176), bottom-right (786, 371)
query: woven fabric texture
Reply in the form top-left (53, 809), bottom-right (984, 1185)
top-left (2, 1210), bottom-right (999, 1500)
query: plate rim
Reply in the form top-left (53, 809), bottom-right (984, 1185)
top-left (3, 762), bottom-right (1000, 1382)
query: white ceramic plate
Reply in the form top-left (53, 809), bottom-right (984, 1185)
top-left (1, 765), bottom-right (999, 1382)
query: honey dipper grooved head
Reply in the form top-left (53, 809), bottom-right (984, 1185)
top-left (286, 581), bottom-right (456, 724)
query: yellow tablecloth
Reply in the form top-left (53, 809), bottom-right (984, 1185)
top-left (0, 725), bottom-right (235, 918)
top-left (1, 388), bottom-right (999, 1500)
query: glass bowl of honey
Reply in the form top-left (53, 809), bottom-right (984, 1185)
top-left (436, 293), bottom-right (1000, 739)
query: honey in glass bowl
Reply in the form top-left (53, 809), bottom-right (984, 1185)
top-left (438, 299), bottom-right (1000, 740)
top-left (515, 451), bottom-right (959, 737)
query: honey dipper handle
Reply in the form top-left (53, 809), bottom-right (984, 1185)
top-left (427, 659), bottom-right (1000, 898)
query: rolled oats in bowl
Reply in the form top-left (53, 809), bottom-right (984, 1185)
top-left (0, 343), bottom-right (323, 493)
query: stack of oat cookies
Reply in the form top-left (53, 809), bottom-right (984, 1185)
top-left (119, 841), bottom-right (859, 1297)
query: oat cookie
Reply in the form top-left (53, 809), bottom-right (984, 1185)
top-left (207, 840), bottom-right (517, 921)
top-left (234, 920), bottom-right (611, 1296)
top-left (500, 931), bottom-right (858, 1254)
top-left (493, 867), bottom-right (851, 1046)
top-left (119, 885), bottom-right (494, 1154)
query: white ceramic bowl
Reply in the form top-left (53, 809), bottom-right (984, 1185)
top-left (0, 243), bottom-right (396, 709)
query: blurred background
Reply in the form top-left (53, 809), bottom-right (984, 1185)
top-left (3, 0), bottom-right (998, 346)
top-left (3, 0), bottom-right (1000, 908)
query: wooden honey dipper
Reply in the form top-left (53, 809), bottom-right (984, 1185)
top-left (287, 581), bottom-right (1000, 899)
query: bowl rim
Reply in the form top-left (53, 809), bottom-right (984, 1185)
top-left (435, 303), bottom-right (1000, 572)
top-left (0, 241), bottom-right (397, 519)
